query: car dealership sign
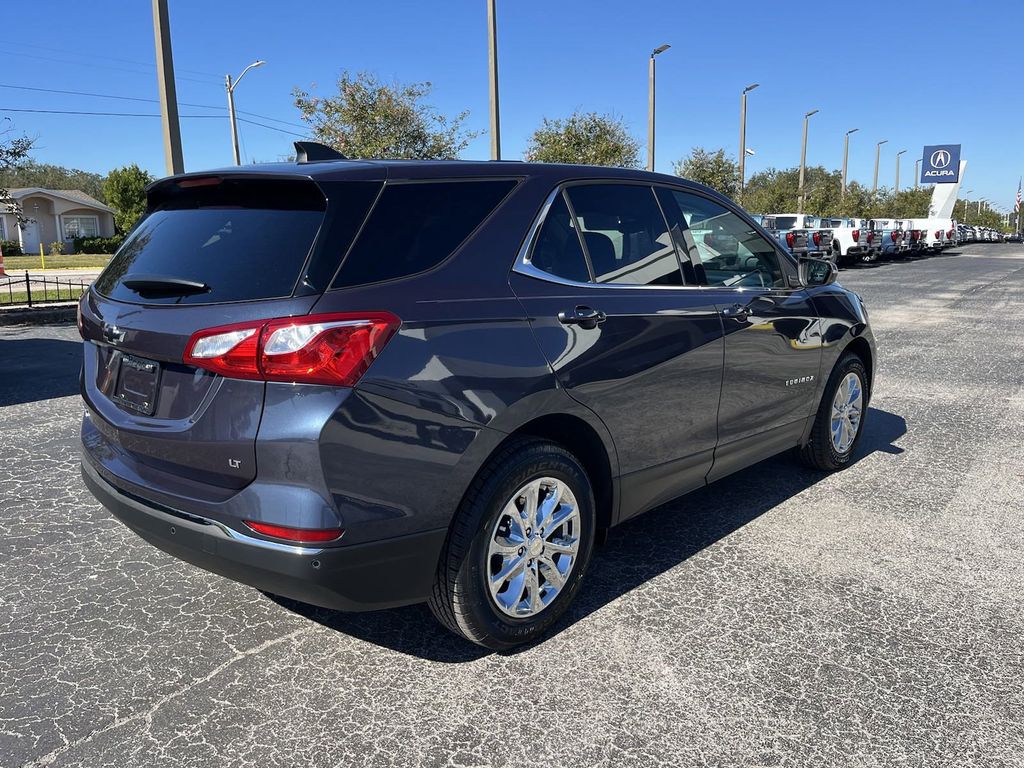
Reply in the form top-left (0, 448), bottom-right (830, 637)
top-left (920, 144), bottom-right (961, 183)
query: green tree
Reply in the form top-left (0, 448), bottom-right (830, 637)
top-left (524, 111), bottom-right (640, 167)
top-left (0, 160), bottom-right (106, 203)
top-left (293, 71), bottom-right (478, 159)
top-left (0, 127), bottom-right (34, 226)
top-left (103, 164), bottom-right (155, 233)
top-left (673, 147), bottom-right (738, 197)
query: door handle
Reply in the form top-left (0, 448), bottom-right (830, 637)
top-left (558, 306), bottom-right (607, 330)
top-left (720, 304), bottom-right (750, 322)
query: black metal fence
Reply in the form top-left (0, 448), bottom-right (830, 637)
top-left (0, 271), bottom-right (90, 307)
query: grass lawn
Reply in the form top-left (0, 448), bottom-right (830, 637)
top-left (0, 253), bottom-right (112, 270)
top-left (0, 287), bottom-right (86, 306)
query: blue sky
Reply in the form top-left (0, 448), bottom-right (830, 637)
top-left (1, 0), bottom-right (1020, 210)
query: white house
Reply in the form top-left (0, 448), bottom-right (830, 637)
top-left (1, 188), bottom-right (116, 253)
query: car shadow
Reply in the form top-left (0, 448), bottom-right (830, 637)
top-left (272, 406), bottom-right (907, 662)
top-left (0, 335), bottom-right (82, 406)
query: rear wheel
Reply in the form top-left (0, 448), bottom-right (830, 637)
top-left (799, 353), bottom-right (868, 471)
top-left (428, 439), bottom-right (596, 649)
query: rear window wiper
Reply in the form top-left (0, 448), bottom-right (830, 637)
top-left (122, 275), bottom-right (211, 295)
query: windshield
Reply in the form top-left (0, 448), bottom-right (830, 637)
top-left (774, 216), bottom-right (798, 229)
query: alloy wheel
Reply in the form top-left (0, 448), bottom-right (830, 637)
top-left (830, 372), bottom-right (864, 454)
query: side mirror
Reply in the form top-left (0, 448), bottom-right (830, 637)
top-left (798, 256), bottom-right (837, 287)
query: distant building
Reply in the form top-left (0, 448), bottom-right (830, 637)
top-left (1, 188), bottom-right (116, 252)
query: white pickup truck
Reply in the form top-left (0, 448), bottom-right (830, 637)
top-left (769, 214), bottom-right (835, 260)
top-left (823, 218), bottom-right (870, 266)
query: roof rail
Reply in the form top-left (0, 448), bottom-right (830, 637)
top-left (294, 141), bottom-right (347, 163)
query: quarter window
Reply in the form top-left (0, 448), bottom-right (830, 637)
top-left (564, 184), bottom-right (683, 286)
top-left (671, 191), bottom-right (784, 288)
top-left (332, 180), bottom-right (516, 288)
top-left (529, 194), bottom-right (591, 283)
top-left (62, 215), bottom-right (100, 239)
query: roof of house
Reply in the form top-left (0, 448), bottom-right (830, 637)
top-left (6, 188), bottom-right (114, 213)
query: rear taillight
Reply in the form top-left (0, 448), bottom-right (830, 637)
top-left (243, 521), bottom-right (343, 543)
top-left (184, 312), bottom-right (401, 386)
top-left (891, 231), bottom-right (899, 243)
top-left (867, 232), bottom-right (874, 244)
top-left (935, 230), bottom-right (942, 239)
top-left (785, 232), bottom-right (795, 248)
top-left (812, 231), bottom-right (821, 246)
top-left (912, 230), bottom-right (920, 241)
top-left (852, 229), bottom-right (860, 241)
top-left (948, 229), bottom-right (955, 239)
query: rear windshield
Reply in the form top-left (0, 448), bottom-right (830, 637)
top-left (774, 216), bottom-right (798, 229)
top-left (331, 179), bottom-right (516, 288)
top-left (94, 178), bottom-right (326, 305)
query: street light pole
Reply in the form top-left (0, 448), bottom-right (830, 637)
top-left (895, 149), bottom-right (907, 193)
top-left (797, 109), bottom-right (818, 214)
top-left (647, 44), bottom-right (670, 172)
top-left (151, 0), bottom-right (183, 175)
top-left (225, 60), bottom-right (265, 166)
top-left (872, 140), bottom-right (888, 194)
top-left (914, 158), bottom-right (921, 190)
top-left (487, 0), bottom-right (501, 160)
top-left (738, 83), bottom-right (759, 201)
top-left (962, 191), bottom-right (972, 223)
top-left (841, 127), bottom-right (858, 200)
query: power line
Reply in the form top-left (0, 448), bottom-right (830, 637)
top-left (0, 38), bottom-right (223, 79)
top-left (0, 107), bottom-right (309, 138)
top-left (0, 47), bottom-right (219, 86)
top-left (0, 83), bottom-right (309, 130)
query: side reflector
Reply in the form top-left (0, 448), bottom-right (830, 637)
top-left (244, 521), bottom-right (343, 543)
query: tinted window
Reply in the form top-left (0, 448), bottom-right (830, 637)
top-left (565, 184), bottom-right (683, 286)
top-left (774, 216), bottom-right (798, 229)
top-left (333, 180), bottom-right (516, 287)
top-left (672, 191), bottom-right (784, 288)
top-left (95, 179), bottom-right (326, 305)
top-left (530, 194), bottom-right (590, 283)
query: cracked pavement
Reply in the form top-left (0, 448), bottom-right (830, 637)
top-left (1, 244), bottom-right (1022, 767)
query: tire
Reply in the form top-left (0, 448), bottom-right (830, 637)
top-left (799, 353), bottom-right (869, 471)
top-left (428, 439), bottom-right (596, 649)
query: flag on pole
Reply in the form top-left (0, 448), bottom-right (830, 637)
top-left (1016, 178), bottom-right (1021, 213)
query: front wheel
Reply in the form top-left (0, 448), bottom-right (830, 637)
top-left (428, 439), bottom-right (596, 649)
top-left (799, 353), bottom-right (869, 471)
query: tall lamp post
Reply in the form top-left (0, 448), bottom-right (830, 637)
top-left (225, 59), bottom-right (265, 166)
top-left (962, 190), bottom-right (973, 222)
top-left (872, 139), bottom-right (888, 194)
top-left (487, 0), bottom-right (501, 160)
top-left (894, 149), bottom-right (907, 193)
top-left (797, 109), bottom-right (818, 213)
top-left (647, 44), bottom-right (671, 172)
top-left (841, 127), bottom-right (858, 200)
top-left (738, 83), bottom-right (759, 201)
top-left (914, 158), bottom-right (921, 190)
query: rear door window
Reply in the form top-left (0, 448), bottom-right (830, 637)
top-left (332, 179), bottom-right (517, 288)
top-left (94, 178), bottom-right (328, 305)
top-left (564, 184), bottom-right (683, 286)
top-left (529, 194), bottom-right (591, 283)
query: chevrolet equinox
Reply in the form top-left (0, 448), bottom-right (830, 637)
top-left (79, 142), bottom-right (875, 649)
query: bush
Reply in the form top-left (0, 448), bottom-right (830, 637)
top-left (0, 239), bottom-right (22, 257)
top-left (73, 235), bottom-right (123, 254)
top-left (49, 241), bottom-right (65, 255)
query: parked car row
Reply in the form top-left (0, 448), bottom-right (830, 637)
top-left (752, 213), bottom-right (1011, 267)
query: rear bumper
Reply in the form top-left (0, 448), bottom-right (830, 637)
top-left (82, 460), bottom-right (446, 612)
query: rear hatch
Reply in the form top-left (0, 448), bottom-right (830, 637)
top-left (80, 173), bottom-right (380, 495)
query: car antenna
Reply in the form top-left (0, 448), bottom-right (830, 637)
top-left (294, 141), bottom-right (348, 163)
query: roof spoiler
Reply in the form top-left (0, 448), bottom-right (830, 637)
top-left (294, 141), bottom-right (347, 163)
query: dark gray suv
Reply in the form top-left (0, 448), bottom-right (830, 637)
top-left (79, 144), bottom-right (875, 648)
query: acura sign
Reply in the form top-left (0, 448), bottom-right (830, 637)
top-left (920, 144), bottom-right (961, 183)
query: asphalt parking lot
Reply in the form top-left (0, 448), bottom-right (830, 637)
top-left (2, 244), bottom-right (1022, 768)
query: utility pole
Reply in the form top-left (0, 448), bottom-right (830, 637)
top-left (797, 109), bottom-right (817, 214)
top-left (738, 83), bottom-right (759, 201)
top-left (841, 127), bottom-right (858, 200)
top-left (487, 0), bottom-right (501, 160)
top-left (151, 0), bottom-right (183, 175)
top-left (872, 140), bottom-right (887, 194)
top-left (647, 44), bottom-right (670, 172)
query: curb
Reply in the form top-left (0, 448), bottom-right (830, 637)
top-left (0, 304), bottom-right (77, 326)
